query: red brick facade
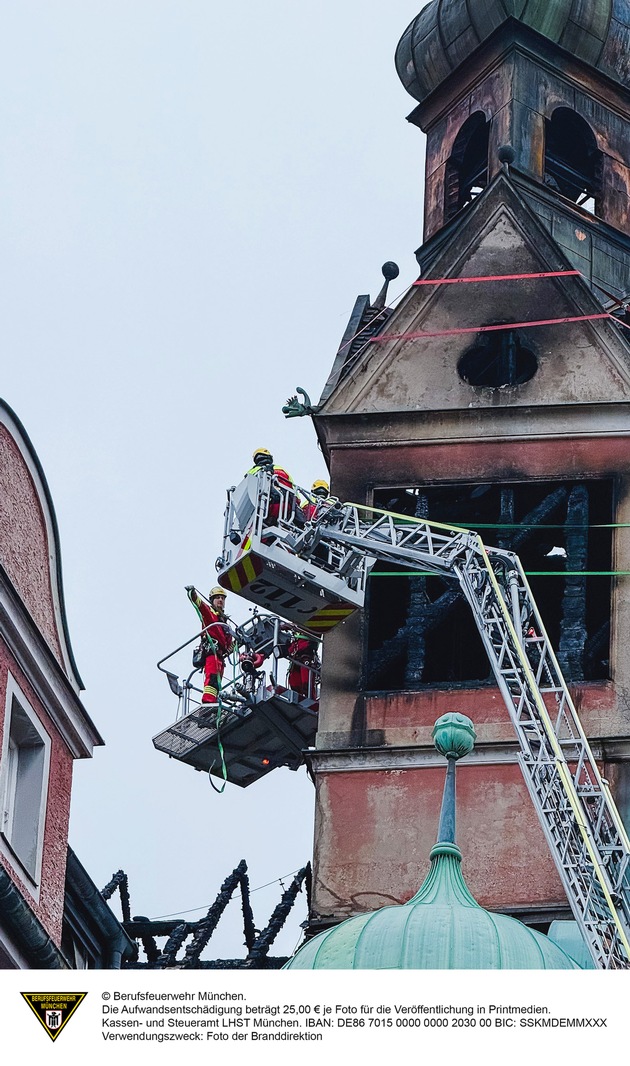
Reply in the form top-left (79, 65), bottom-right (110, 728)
top-left (0, 402), bottom-right (102, 966)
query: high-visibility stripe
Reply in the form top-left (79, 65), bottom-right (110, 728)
top-left (225, 569), bottom-right (242, 592)
top-left (233, 563), bottom-right (248, 591)
top-left (309, 607), bottom-right (354, 620)
top-left (306, 605), bottom-right (355, 632)
top-left (223, 553), bottom-right (264, 593)
top-left (235, 536), bottom-right (252, 561)
top-left (241, 555), bottom-right (258, 584)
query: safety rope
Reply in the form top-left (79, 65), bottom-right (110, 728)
top-left (412, 269), bottom-right (582, 286)
top-left (334, 267), bottom-right (630, 369)
top-left (372, 312), bottom-right (610, 344)
top-left (185, 590), bottom-right (239, 791)
top-left (371, 570), bottom-right (626, 577)
top-left (207, 707), bottom-right (228, 794)
top-left (207, 626), bottom-right (241, 795)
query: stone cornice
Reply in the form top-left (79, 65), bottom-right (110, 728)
top-left (308, 737), bottom-right (630, 773)
top-left (314, 402), bottom-right (630, 453)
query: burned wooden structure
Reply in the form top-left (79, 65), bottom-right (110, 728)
top-left (367, 479), bottom-right (612, 689)
top-left (102, 862), bottom-right (311, 969)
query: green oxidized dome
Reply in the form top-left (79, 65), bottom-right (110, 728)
top-left (284, 713), bottom-right (580, 970)
top-left (283, 840), bottom-right (578, 969)
top-left (395, 1), bottom-right (630, 105)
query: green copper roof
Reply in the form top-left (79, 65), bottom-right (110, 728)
top-left (285, 713), bottom-right (580, 970)
top-left (547, 920), bottom-right (596, 969)
top-left (395, 1), bottom-right (630, 105)
top-left (284, 841), bottom-right (579, 969)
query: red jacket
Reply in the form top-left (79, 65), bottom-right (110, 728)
top-left (188, 589), bottom-right (233, 656)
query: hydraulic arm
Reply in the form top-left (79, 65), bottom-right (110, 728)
top-left (216, 471), bottom-right (630, 969)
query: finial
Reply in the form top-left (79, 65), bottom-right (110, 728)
top-left (498, 144), bottom-right (515, 175)
top-left (432, 713), bottom-right (476, 847)
top-left (433, 712), bottom-right (476, 760)
top-left (372, 261), bottom-right (400, 309)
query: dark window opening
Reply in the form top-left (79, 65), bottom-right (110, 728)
top-left (544, 108), bottom-right (602, 215)
top-left (365, 480), bottom-right (613, 690)
top-left (445, 112), bottom-right (489, 221)
top-left (1, 696), bottom-right (49, 881)
top-left (458, 329), bottom-right (537, 387)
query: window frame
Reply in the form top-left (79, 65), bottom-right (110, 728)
top-left (0, 674), bottom-right (51, 893)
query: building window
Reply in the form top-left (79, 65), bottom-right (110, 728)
top-left (458, 329), bottom-right (538, 388)
top-left (544, 108), bottom-right (602, 215)
top-left (366, 480), bottom-right (612, 691)
top-left (61, 922), bottom-right (94, 969)
top-left (444, 112), bottom-right (489, 221)
top-left (0, 680), bottom-right (50, 885)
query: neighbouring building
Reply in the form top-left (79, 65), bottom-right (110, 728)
top-left (0, 399), bottom-right (133, 967)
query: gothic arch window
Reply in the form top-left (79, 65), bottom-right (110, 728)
top-left (544, 108), bottom-right (602, 215)
top-left (444, 112), bottom-right (489, 221)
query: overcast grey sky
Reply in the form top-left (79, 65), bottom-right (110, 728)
top-left (0, 1), bottom-right (428, 959)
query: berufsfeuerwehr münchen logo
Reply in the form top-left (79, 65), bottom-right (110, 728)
top-left (20, 992), bottom-right (87, 1042)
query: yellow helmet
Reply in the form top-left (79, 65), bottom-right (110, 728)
top-left (253, 447), bottom-right (272, 463)
top-left (209, 586), bottom-right (226, 600)
top-left (312, 479), bottom-right (329, 496)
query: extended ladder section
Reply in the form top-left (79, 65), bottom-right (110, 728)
top-left (216, 472), bottom-right (630, 970)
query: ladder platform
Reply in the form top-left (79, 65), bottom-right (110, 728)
top-left (152, 688), bottom-right (318, 788)
top-left (218, 533), bottom-right (359, 635)
top-left (216, 475), bottom-right (366, 634)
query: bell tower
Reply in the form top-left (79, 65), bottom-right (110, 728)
top-left (397, 2), bottom-right (630, 287)
top-left (308, 0), bottom-right (630, 937)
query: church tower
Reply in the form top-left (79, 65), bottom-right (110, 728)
top-left (309, 1), bottom-right (630, 935)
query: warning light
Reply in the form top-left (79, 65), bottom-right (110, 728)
top-left (261, 758), bottom-right (270, 766)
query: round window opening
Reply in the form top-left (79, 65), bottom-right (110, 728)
top-left (458, 329), bottom-right (537, 387)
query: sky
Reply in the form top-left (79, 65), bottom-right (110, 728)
top-left (0, 0), bottom-right (429, 961)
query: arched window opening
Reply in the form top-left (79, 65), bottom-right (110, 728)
top-left (544, 108), bottom-right (602, 215)
top-left (444, 113), bottom-right (489, 221)
top-left (458, 329), bottom-right (537, 388)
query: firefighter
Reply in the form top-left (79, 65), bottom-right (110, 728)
top-left (186, 586), bottom-right (234, 705)
top-left (247, 447), bottom-right (295, 523)
top-left (278, 627), bottom-right (320, 701)
top-left (247, 447), bottom-right (293, 487)
top-left (303, 479), bottom-right (331, 521)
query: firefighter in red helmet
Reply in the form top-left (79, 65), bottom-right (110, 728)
top-left (247, 447), bottom-right (294, 522)
top-left (186, 585), bottom-right (234, 706)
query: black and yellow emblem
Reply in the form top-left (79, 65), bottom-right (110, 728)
top-left (21, 992), bottom-right (87, 1041)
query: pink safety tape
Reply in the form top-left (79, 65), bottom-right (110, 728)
top-left (412, 270), bottom-right (581, 286)
top-left (370, 313), bottom-right (610, 344)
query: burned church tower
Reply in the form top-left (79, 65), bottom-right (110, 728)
top-left (309, 1), bottom-right (630, 932)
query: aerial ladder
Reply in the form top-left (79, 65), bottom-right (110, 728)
top-left (214, 469), bottom-right (630, 970)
